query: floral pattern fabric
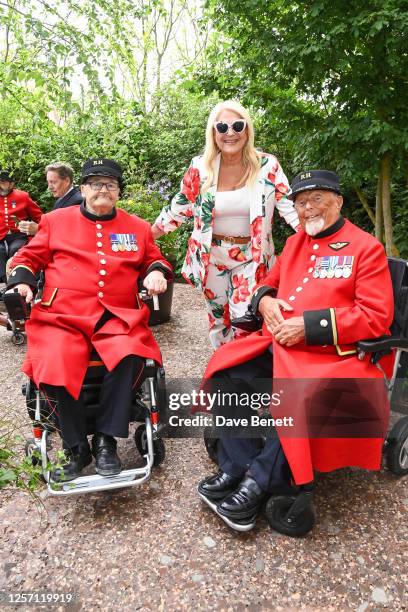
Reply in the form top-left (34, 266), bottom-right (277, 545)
top-left (204, 240), bottom-right (257, 347)
top-left (153, 152), bottom-right (299, 347)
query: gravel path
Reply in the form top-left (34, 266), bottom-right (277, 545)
top-left (0, 283), bottom-right (407, 611)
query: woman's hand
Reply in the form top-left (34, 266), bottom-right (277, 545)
top-left (151, 224), bottom-right (164, 240)
top-left (143, 271), bottom-right (167, 295)
top-left (10, 283), bottom-right (34, 303)
top-left (258, 295), bottom-right (294, 333)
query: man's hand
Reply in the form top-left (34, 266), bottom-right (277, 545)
top-left (143, 270), bottom-right (167, 295)
top-left (272, 316), bottom-right (305, 347)
top-left (11, 283), bottom-right (34, 303)
top-left (258, 295), bottom-right (294, 332)
top-left (18, 220), bottom-right (38, 236)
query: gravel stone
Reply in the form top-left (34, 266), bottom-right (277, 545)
top-left (371, 587), bottom-right (388, 604)
top-left (203, 536), bottom-right (216, 549)
top-left (255, 556), bottom-right (265, 572)
top-left (192, 574), bottom-right (204, 583)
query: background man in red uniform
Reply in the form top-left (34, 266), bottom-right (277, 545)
top-left (198, 170), bottom-right (393, 528)
top-left (8, 159), bottom-right (173, 481)
top-left (0, 170), bottom-right (42, 283)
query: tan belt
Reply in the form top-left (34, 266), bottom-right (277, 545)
top-left (212, 233), bottom-right (251, 244)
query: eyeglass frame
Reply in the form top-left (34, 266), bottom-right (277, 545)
top-left (213, 120), bottom-right (247, 134)
top-left (293, 189), bottom-right (340, 210)
top-left (83, 179), bottom-right (119, 192)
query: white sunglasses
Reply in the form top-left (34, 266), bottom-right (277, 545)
top-left (213, 120), bottom-right (247, 134)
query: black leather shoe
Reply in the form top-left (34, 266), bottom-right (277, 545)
top-left (92, 433), bottom-right (122, 476)
top-left (51, 443), bottom-right (92, 482)
top-left (217, 476), bottom-right (266, 520)
top-left (198, 470), bottom-right (242, 501)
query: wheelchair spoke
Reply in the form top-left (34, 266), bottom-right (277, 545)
top-left (399, 438), bottom-right (408, 469)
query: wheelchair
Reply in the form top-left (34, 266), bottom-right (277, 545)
top-left (203, 256), bottom-right (408, 536)
top-left (1, 275), bottom-right (174, 346)
top-left (6, 291), bottom-right (168, 496)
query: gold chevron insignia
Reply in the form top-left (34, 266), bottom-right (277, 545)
top-left (329, 241), bottom-right (349, 250)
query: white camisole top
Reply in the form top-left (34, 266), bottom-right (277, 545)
top-left (213, 186), bottom-right (251, 236)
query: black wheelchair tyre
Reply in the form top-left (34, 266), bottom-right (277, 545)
top-left (203, 426), bottom-right (218, 463)
top-left (11, 331), bottom-right (25, 345)
top-left (386, 416), bottom-right (408, 476)
top-left (265, 495), bottom-right (315, 537)
top-left (134, 424), bottom-right (166, 467)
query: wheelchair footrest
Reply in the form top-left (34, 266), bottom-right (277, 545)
top-left (47, 464), bottom-right (152, 496)
top-left (197, 488), bottom-right (257, 532)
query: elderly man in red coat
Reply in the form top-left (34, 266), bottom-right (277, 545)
top-left (198, 170), bottom-right (393, 528)
top-left (8, 159), bottom-right (172, 481)
top-left (0, 170), bottom-right (42, 283)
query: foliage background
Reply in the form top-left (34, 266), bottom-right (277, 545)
top-left (1, 0), bottom-right (407, 270)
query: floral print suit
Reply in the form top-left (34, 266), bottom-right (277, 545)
top-left (153, 153), bottom-right (299, 347)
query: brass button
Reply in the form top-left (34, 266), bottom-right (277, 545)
top-left (98, 292), bottom-right (104, 298)
top-left (98, 281), bottom-right (104, 287)
top-left (97, 241), bottom-right (103, 248)
top-left (99, 270), bottom-right (106, 276)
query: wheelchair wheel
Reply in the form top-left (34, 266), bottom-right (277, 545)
top-left (386, 416), bottom-right (408, 476)
top-left (23, 380), bottom-right (57, 433)
top-left (134, 424), bottom-right (166, 467)
top-left (265, 495), bottom-right (315, 537)
top-left (203, 426), bottom-right (218, 463)
top-left (11, 331), bottom-right (25, 345)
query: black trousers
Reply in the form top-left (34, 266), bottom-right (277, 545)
top-left (214, 350), bottom-right (292, 494)
top-left (0, 233), bottom-right (28, 281)
top-left (44, 354), bottom-right (144, 449)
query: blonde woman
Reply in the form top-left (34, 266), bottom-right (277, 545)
top-left (152, 100), bottom-right (300, 348)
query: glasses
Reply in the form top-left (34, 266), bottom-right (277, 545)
top-left (85, 181), bottom-right (119, 192)
top-left (213, 120), bottom-right (247, 134)
top-left (294, 193), bottom-right (328, 210)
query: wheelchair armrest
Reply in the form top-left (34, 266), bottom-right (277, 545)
top-left (3, 289), bottom-right (31, 321)
top-left (357, 335), bottom-right (408, 353)
top-left (231, 307), bottom-right (263, 332)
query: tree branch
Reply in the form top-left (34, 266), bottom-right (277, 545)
top-left (354, 186), bottom-right (375, 225)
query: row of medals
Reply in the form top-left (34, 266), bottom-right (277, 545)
top-left (312, 256), bottom-right (354, 279)
top-left (110, 234), bottom-right (138, 252)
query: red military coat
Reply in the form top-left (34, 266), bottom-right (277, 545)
top-left (0, 189), bottom-right (42, 240)
top-left (203, 217), bottom-right (394, 484)
top-left (9, 204), bottom-right (172, 399)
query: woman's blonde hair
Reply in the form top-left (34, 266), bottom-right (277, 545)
top-left (201, 100), bottom-right (261, 193)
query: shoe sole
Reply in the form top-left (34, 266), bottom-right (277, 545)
top-left (197, 488), bottom-right (256, 532)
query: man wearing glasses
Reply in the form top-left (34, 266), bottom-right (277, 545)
top-left (8, 159), bottom-right (172, 481)
top-left (198, 170), bottom-right (393, 530)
